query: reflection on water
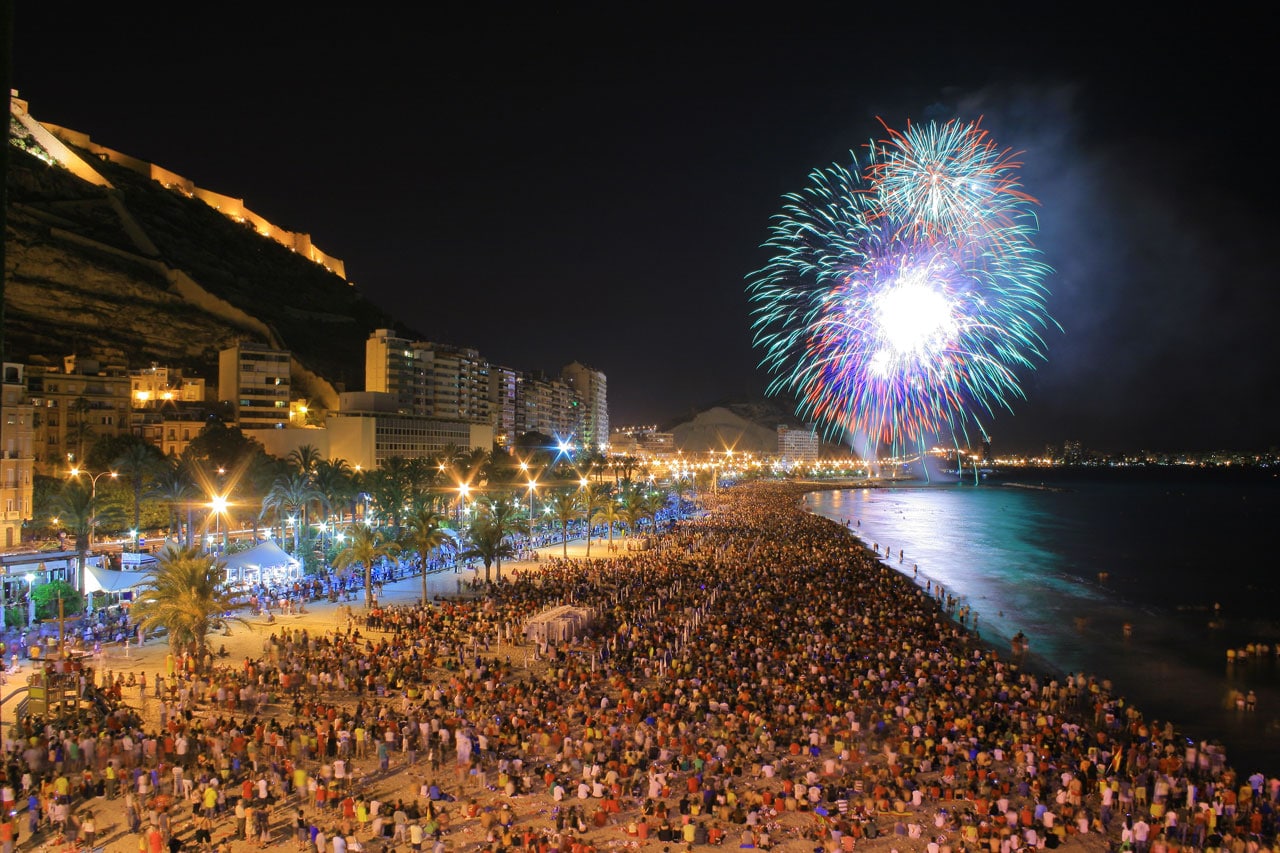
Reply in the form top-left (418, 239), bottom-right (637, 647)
top-left (806, 474), bottom-right (1280, 776)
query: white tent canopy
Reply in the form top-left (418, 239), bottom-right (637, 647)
top-left (222, 540), bottom-right (300, 584)
top-left (85, 564), bottom-right (151, 594)
top-left (523, 604), bottom-right (593, 645)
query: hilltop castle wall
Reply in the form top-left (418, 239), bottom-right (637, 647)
top-left (39, 119), bottom-right (347, 280)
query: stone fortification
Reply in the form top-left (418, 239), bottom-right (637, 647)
top-left (10, 93), bottom-right (346, 280)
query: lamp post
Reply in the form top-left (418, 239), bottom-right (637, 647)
top-left (209, 494), bottom-right (229, 553)
top-left (69, 467), bottom-right (117, 602)
top-left (526, 480), bottom-right (538, 526)
top-left (68, 467), bottom-right (117, 548)
top-left (456, 482), bottom-right (470, 526)
top-left (25, 573), bottom-right (35, 627)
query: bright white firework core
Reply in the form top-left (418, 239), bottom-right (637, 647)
top-left (874, 274), bottom-right (956, 359)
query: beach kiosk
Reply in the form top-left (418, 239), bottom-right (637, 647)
top-left (25, 648), bottom-right (93, 719)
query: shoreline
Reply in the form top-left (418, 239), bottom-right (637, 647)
top-left (801, 482), bottom-right (1277, 778)
top-left (7, 482), bottom-right (1275, 853)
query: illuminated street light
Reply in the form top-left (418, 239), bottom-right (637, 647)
top-left (456, 482), bottom-right (471, 525)
top-left (68, 467), bottom-right (118, 548)
top-left (209, 493), bottom-right (230, 551)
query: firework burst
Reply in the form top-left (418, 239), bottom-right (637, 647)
top-left (747, 118), bottom-right (1056, 456)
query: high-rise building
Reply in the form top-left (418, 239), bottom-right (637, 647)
top-left (364, 331), bottom-right (491, 425)
top-left (1, 364), bottom-right (35, 548)
top-left (419, 342), bottom-right (490, 425)
top-left (218, 341), bottom-right (291, 430)
top-left (1063, 439), bottom-right (1083, 464)
top-left (365, 329), bottom-right (428, 414)
top-left (363, 331), bottom-right (601, 451)
top-left (489, 365), bottom-right (519, 451)
top-left (778, 423), bottom-right (820, 464)
top-left (561, 361), bottom-right (609, 451)
top-left (515, 371), bottom-right (576, 441)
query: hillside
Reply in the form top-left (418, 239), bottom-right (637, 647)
top-left (662, 397), bottom-right (854, 456)
top-left (3, 105), bottom-right (413, 400)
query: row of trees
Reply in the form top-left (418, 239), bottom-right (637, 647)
top-left (29, 423), bottom-right (687, 664)
top-left (36, 425), bottom-right (677, 560)
top-left (127, 472), bottom-right (674, 673)
top-left (119, 450), bottom-right (675, 671)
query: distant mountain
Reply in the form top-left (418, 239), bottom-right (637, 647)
top-left (662, 397), bottom-right (855, 456)
top-left (668, 405), bottom-right (786, 454)
top-left (4, 97), bottom-right (414, 405)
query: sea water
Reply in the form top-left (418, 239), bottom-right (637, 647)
top-left (805, 467), bottom-right (1280, 776)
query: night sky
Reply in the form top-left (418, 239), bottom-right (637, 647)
top-left (8, 4), bottom-right (1276, 454)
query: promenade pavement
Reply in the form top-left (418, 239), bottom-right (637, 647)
top-left (0, 533), bottom-right (655, 853)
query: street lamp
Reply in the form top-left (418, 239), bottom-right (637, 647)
top-left (209, 494), bottom-right (229, 551)
top-left (68, 467), bottom-right (118, 548)
top-left (25, 573), bottom-right (35, 627)
top-left (456, 482), bottom-right (470, 525)
top-left (526, 479), bottom-right (538, 525)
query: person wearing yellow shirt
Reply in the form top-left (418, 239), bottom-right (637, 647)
top-left (293, 766), bottom-right (309, 798)
top-left (203, 784), bottom-right (218, 817)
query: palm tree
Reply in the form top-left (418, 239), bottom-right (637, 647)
top-left (592, 499), bottom-right (623, 553)
top-left (671, 474), bottom-right (692, 518)
top-left (403, 456), bottom-right (441, 507)
top-left (472, 495), bottom-right (525, 582)
top-left (148, 460), bottom-right (198, 546)
top-left (69, 396), bottom-right (95, 465)
top-left (455, 447), bottom-right (491, 484)
top-left (618, 488), bottom-right (646, 540)
top-left (313, 457), bottom-right (356, 546)
top-left (129, 545), bottom-right (244, 668)
top-left (459, 513), bottom-right (517, 585)
top-left (579, 483), bottom-right (610, 558)
top-left (547, 488), bottom-right (580, 559)
top-left (333, 525), bottom-right (401, 608)
top-left (366, 457), bottom-right (414, 535)
top-left (604, 455), bottom-right (636, 486)
top-left (287, 444), bottom-right (324, 477)
top-left (641, 488), bottom-right (668, 536)
top-left (403, 506), bottom-right (451, 603)
top-left (239, 451), bottom-right (287, 543)
top-left (53, 481), bottom-right (94, 597)
top-left (114, 440), bottom-right (165, 547)
top-left (261, 473), bottom-right (327, 556)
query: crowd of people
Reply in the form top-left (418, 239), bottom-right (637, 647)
top-left (4, 481), bottom-right (1277, 853)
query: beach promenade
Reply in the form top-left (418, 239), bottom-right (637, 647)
top-left (3, 484), bottom-right (1269, 853)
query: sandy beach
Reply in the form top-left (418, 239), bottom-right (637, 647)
top-left (4, 483), bottom-right (1252, 853)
